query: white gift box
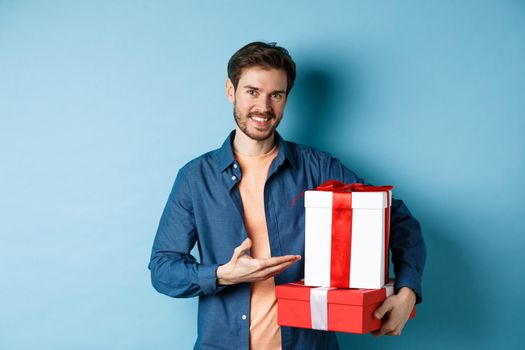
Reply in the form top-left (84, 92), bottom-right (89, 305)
top-left (304, 186), bottom-right (392, 289)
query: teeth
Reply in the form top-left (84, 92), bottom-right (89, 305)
top-left (252, 116), bottom-right (268, 122)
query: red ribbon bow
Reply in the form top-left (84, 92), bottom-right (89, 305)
top-left (314, 180), bottom-right (393, 194)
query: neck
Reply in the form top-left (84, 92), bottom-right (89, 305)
top-left (233, 126), bottom-right (276, 156)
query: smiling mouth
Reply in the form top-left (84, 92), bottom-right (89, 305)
top-left (249, 111), bottom-right (275, 123)
top-left (251, 116), bottom-right (270, 122)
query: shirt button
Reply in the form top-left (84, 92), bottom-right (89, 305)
top-left (242, 314), bottom-right (247, 320)
top-left (232, 175), bottom-right (237, 181)
top-left (233, 163), bottom-right (238, 169)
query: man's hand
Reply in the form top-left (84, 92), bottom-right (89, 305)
top-left (216, 238), bottom-right (301, 285)
top-left (372, 287), bottom-right (416, 337)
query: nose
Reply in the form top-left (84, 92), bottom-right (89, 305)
top-left (256, 95), bottom-right (272, 113)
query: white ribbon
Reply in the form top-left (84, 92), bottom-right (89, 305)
top-left (384, 280), bottom-right (394, 297)
top-left (308, 281), bottom-right (395, 331)
top-left (310, 287), bottom-right (331, 330)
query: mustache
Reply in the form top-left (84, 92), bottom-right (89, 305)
top-left (248, 111), bottom-right (275, 119)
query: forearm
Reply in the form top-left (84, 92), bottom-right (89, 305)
top-left (149, 252), bottom-right (221, 298)
top-left (390, 198), bottom-right (427, 303)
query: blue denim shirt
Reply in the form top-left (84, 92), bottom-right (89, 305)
top-left (149, 130), bottom-right (426, 350)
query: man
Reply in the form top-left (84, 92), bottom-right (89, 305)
top-left (149, 42), bottom-right (426, 350)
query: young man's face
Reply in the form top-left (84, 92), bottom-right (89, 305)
top-left (226, 66), bottom-right (288, 142)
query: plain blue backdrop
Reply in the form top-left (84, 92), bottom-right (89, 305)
top-left (1, 1), bottom-right (524, 349)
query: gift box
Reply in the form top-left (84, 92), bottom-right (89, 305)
top-left (276, 280), bottom-right (416, 334)
top-left (304, 180), bottom-right (393, 289)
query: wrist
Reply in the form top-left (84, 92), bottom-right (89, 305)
top-left (216, 264), bottom-right (233, 285)
top-left (397, 287), bottom-right (416, 303)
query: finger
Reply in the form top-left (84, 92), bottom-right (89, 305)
top-left (379, 316), bottom-right (406, 337)
top-left (256, 259), bottom-right (299, 279)
top-left (384, 323), bottom-right (403, 337)
top-left (371, 328), bottom-right (385, 337)
top-left (258, 255), bottom-right (301, 269)
top-left (232, 238), bottom-right (252, 262)
top-left (386, 330), bottom-right (401, 336)
top-left (372, 323), bottom-right (391, 337)
top-left (386, 318), bottom-right (407, 336)
top-left (266, 259), bottom-right (298, 274)
top-left (259, 260), bottom-right (296, 277)
top-left (374, 299), bottom-right (392, 320)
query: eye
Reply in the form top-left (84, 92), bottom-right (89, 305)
top-left (272, 93), bottom-right (283, 100)
top-left (247, 89), bottom-right (258, 96)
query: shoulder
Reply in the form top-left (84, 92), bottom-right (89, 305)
top-left (285, 140), bottom-right (340, 164)
top-left (168, 148), bottom-right (221, 202)
top-left (177, 148), bottom-right (220, 179)
top-left (284, 139), bottom-right (363, 184)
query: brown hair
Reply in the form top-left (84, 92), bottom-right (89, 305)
top-left (227, 41), bottom-right (296, 96)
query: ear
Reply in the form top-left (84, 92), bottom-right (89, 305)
top-left (226, 79), bottom-right (235, 103)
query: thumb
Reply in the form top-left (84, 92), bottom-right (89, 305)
top-left (374, 299), bottom-right (392, 319)
top-left (232, 238), bottom-right (252, 262)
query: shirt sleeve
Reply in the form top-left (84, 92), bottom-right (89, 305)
top-left (321, 154), bottom-right (427, 303)
top-left (389, 198), bottom-right (426, 303)
top-left (148, 167), bottom-right (224, 298)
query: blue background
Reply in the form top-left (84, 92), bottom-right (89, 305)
top-left (1, 1), bottom-right (524, 349)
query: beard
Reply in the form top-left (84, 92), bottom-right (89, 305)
top-left (233, 104), bottom-right (283, 142)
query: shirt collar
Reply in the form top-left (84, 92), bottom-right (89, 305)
top-left (215, 130), bottom-right (297, 173)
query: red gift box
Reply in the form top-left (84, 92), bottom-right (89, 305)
top-left (276, 280), bottom-right (416, 334)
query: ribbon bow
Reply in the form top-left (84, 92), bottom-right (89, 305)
top-left (314, 180), bottom-right (393, 193)
top-left (291, 180), bottom-right (393, 206)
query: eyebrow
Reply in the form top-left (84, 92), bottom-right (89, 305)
top-left (242, 85), bottom-right (286, 94)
